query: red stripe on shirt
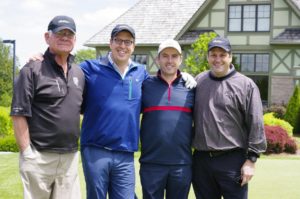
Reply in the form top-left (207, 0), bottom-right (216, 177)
top-left (143, 106), bottom-right (192, 113)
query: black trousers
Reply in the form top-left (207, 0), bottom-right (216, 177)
top-left (192, 149), bottom-right (248, 199)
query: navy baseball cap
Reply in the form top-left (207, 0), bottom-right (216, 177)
top-left (48, 15), bottom-right (76, 33)
top-left (208, 37), bottom-right (231, 52)
top-left (111, 24), bottom-right (135, 39)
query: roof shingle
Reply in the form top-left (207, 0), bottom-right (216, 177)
top-left (84, 0), bottom-right (206, 46)
top-left (272, 28), bottom-right (300, 44)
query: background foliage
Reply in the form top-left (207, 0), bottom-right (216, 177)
top-left (183, 32), bottom-right (240, 76)
top-left (264, 125), bottom-right (297, 154)
top-left (0, 40), bottom-right (14, 107)
top-left (263, 112), bottom-right (293, 136)
top-left (284, 85), bottom-right (300, 135)
top-left (74, 48), bottom-right (96, 64)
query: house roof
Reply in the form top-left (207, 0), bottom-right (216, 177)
top-left (271, 28), bottom-right (300, 44)
top-left (84, 0), bottom-right (206, 47)
top-left (85, 0), bottom-right (300, 47)
top-left (178, 29), bottom-right (216, 44)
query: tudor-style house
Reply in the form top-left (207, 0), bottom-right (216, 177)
top-left (84, 0), bottom-right (300, 106)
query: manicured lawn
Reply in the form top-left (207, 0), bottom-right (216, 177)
top-left (1, 152), bottom-right (300, 199)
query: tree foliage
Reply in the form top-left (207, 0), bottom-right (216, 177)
top-left (183, 32), bottom-right (217, 76)
top-left (74, 48), bottom-right (96, 64)
top-left (0, 40), bottom-right (13, 106)
top-left (183, 32), bottom-right (240, 76)
top-left (284, 85), bottom-right (300, 135)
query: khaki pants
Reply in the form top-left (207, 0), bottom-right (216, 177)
top-left (19, 145), bottom-right (81, 199)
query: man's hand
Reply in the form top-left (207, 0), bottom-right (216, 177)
top-left (240, 159), bottom-right (255, 186)
top-left (28, 53), bottom-right (44, 62)
top-left (181, 72), bottom-right (197, 89)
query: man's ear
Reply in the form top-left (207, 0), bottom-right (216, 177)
top-left (44, 32), bottom-right (50, 45)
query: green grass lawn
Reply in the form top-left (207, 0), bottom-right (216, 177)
top-left (1, 152), bottom-right (300, 199)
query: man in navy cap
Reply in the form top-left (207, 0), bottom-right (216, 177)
top-left (80, 24), bottom-right (146, 199)
top-left (11, 15), bottom-right (84, 199)
top-left (192, 37), bottom-right (267, 199)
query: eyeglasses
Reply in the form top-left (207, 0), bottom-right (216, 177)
top-left (113, 38), bottom-right (134, 46)
top-left (52, 30), bottom-right (75, 38)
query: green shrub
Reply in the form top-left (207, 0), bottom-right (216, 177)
top-left (0, 135), bottom-right (18, 152)
top-left (284, 85), bottom-right (300, 134)
top-left (264, 112), bottom-right (293, 136)
top-left (0, 106), bottom-right (13, 136)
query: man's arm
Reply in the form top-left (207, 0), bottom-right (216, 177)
top-left (12, 116), bottom-right (30, 152)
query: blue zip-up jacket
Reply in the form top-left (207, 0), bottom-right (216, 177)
top-left (139, 71), bottom-right (195, 165)
top-left (80, 56), bottom-right (148, 152)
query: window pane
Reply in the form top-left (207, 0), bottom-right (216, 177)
top-left (257, 5), bottom-right (270, 31)
top-left (229, 19), bottom-right (241, 31)
top-left (256, 54), bottom-right (269, 72)
top-left (243, 19), bottom-right (255, 31)
top-left (229, 6), bottom-right (241, 18)
top-left (229, 6), bottom-right (242, 31)
top-left (247, 75), bottom-right (269, 104)
top-left (258, 5), bottom-right (270, 17)
top-left (243, 5), bottom-right (256, 18)
top-left (241, 54), bottom-right (255, 72)
top-left (257, 19), bottom-right (269, 31)
top-left (235, 54), bottom-right (241, 66)
top-left (243, 5), bottom-right (256, 31)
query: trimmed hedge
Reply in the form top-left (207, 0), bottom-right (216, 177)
top-left (264, 112), bottom-right (293, 136)
top-left (0, 106), bottom-right (13, 136)
top-left (0, 135), bottom-right (18, 152)
top-left (264, 125), bottom-right (297, 154)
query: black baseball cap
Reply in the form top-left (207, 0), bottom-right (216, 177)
top-left (111, 24), bottom-right (135, 39)
top-left (48, 15), bottom-right (76, 33)
top-left (208, 37), bottom-right (231, 52)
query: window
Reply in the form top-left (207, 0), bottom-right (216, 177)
top-left (131, 54), bottom-right (147, 65)
top-left (235, 53), bottom-right (269, 72)
top-left (247, 75), bottom-right (269, 106)
top-left (228, 4), bottom-right (270, 32)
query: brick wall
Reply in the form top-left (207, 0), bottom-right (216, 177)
top-left (271, 76), bottom-right (295, 105)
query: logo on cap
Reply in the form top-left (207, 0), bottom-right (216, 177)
top-left (48, 15), bottom-right (76, 33)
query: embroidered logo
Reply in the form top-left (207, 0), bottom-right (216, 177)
top-left (73, 77), bottom-right (79, 87)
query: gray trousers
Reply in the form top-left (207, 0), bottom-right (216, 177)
top-left (19, 145), bottom-right (81, 199)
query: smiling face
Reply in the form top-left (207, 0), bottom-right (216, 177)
top-left (109, 31), bottom-right (135, 67)
top-left (156, 47), bottom-right (182, 82)
top-left (45, 29), bottom-right (76, 55)
top-left (207, 47), bottom-right (232, 77)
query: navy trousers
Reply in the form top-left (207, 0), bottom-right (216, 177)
top-left (140, 163), bottom-right (192, 199)
top-left (192, 149), bottom-right (248, 199)
top-left (81, 146), bottom-right (135, 199)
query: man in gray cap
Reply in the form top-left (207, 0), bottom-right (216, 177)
top-left (11, 15), bottom-right (84, 199)
top-left (192, 37), bottom-right (267, 199)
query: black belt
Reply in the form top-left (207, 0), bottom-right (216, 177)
top-left (195, 148), bottom-right (241, 157)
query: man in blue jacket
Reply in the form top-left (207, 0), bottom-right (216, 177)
top-left (139, 39), bottom-right (195, 199)
top-left (80, 24), bottom-right (146, 199)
